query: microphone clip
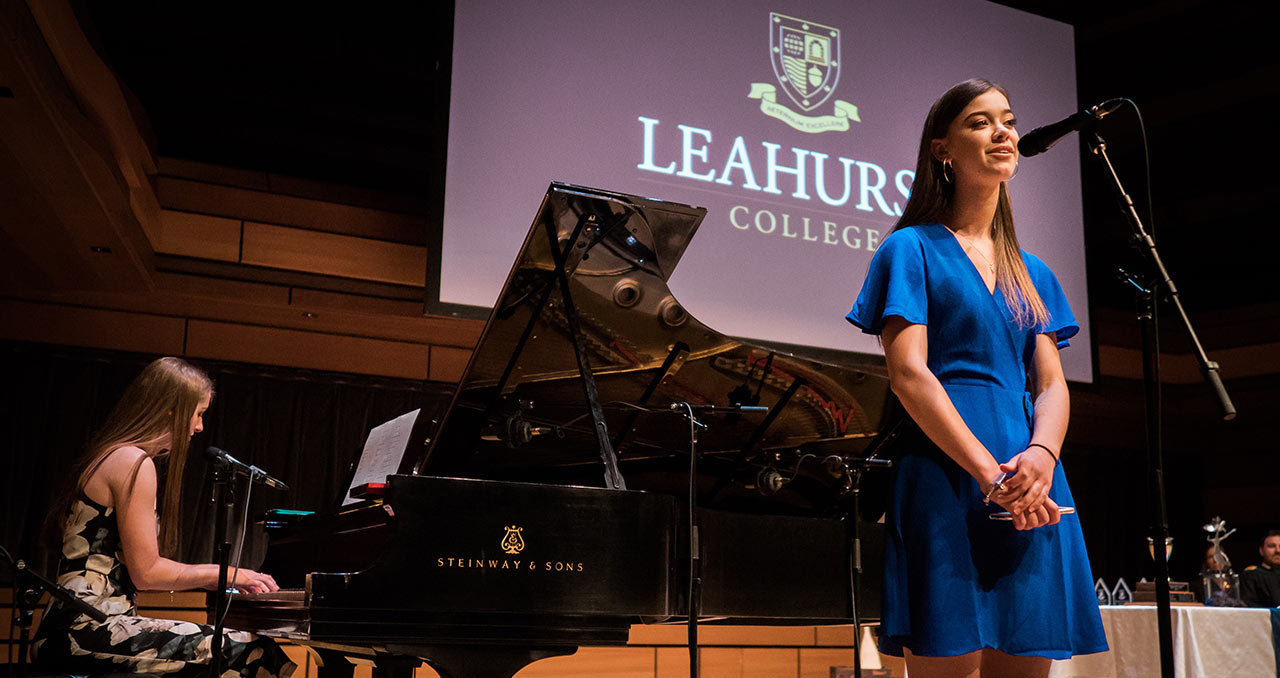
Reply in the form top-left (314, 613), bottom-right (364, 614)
top-left (205, 447), bottom-right (289, 491)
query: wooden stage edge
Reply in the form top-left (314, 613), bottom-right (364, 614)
top-left (2, 590), bottom-right (896, 678)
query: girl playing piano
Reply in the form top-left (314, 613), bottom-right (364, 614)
top-left (34, 357), bottom-right (295, 678)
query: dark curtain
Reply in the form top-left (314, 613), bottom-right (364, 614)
top-left (0, 341), bottom-right (453, 583)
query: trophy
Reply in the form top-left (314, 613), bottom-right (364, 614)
top-left (1095, 578), bottom-right (1112, 606)
top-left (1134, 535), bottom-right (1195, 603)
top-left (1111, 578), bottom-right (1133, 605)
top-left (1201, 517), bottom-right (1244, 606)
top-left (1147, 535), bottom-right (1173, 563)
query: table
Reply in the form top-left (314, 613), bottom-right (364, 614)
top-left (1049, 605), bottom-right (1278, 678)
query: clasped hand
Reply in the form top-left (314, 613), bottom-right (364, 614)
top-left (988, 445), bottom-right (1060, 531)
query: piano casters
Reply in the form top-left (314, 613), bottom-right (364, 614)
top-left (205, 447), bottom-right (289, 678)
top-left (0, 543), bottom-right (108, 678)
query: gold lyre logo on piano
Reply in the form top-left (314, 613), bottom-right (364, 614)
top-left (501, 525), bottom-right (525, 554)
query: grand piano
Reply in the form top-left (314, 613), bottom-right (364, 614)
top-left (225, 183), bottom-right (894, 678)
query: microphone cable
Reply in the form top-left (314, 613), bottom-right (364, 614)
top-left (1126, 99), bottom-right (1157, 239)
top-left (216, 469), bottom-right (257, 629)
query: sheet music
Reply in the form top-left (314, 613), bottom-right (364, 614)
top-left (343, 409), bottom-right (419, 505)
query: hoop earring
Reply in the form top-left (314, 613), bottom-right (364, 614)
top-left (1007, 161), bottom-right (1019, 182)
top-left (941, 160), bottom-right (954, 184)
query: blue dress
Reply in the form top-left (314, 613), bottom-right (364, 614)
top-left (846, 223), bottom-right (1107, 659)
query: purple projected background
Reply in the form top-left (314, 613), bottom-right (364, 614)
top-left (443, 0), bottom-right (1092, 382)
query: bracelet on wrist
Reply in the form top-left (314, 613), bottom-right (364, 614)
top-left (983, 471), bottom-right (1012, 505)
top-left (1027, 442), bottom-right (1060, 466)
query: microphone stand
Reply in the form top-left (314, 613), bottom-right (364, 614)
top-left (1084, 129), bottom-right (1236, 678)
top-left (840, 455), bottom-right (892, 678)
top-left (670, 403), bottom-right (706, 678)
top-left (208, 461), bottom-right (235, 678)
top-left (1, 546), bottom-right (108, 678)
top-left (668, 403), bottom-right (773, 678)
top-left (847, 464), bottom-right (865, 678)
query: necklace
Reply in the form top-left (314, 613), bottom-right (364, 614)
top-left (952, 230), bottom-right (996, 275)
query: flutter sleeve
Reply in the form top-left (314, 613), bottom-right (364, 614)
top-left (1025, 252), bottom-right (1079, 349)
top-left (846, 228), bottom-right (927, 335)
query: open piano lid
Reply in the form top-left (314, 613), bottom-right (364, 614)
top-left (411, 183), bottom-right (890, 500)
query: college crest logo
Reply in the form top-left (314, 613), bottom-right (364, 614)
top-left (500, 525), bottom-right (525, 554)
top-left (749, 13), bottom-right (860, 133)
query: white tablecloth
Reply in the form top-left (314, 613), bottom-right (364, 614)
top-left (1049, 605), bottom-right (1276, 678)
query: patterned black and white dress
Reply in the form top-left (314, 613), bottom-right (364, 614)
top-left (33, 494), bottom-right (296, 678)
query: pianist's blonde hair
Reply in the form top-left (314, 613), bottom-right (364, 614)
top-left (46, 357), bottom-right (213, 557)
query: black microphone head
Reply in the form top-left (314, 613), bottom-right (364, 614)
top-left (1015, 135), bottom-right (1038, 158)
top-left (204, 446), bottom-right (234, 467)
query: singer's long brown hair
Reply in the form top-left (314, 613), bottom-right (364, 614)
top-left (45, 357), bottom-right (213, 558)
top-left (893, 78), bottom-right (1050, 329)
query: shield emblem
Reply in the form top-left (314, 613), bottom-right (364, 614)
top-left (769, 13), bottom-right (840, 112)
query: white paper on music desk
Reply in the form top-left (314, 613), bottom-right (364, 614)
top-left (343, 409), bottom-right (419, 505)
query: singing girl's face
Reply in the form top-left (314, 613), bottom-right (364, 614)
top-left (934, 89), bottom-right (1020, 186)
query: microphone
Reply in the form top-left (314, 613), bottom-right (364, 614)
top-left (1017, 99), bottom-right (1125, 158)
top-left (669, 403), bottom-right (770, 413)
top-left (204, 447), bottom-right (289, 490)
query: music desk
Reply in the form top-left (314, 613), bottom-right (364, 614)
top-left (1049, 605), bottom-right (1279, 678)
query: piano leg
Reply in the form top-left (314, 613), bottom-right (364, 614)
top-left (385, 644), bottom-right (577, 678)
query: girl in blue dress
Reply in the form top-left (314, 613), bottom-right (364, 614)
top-left (847, 79), bottom-right (1107, 677)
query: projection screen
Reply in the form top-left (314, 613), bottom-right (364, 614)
top-left (442, 0), bottom-right (1092, 381)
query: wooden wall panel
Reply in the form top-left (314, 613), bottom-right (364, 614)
top-left (700, 625), bottom-right (815, 646)
top-left (799, 648), bottom-right (857, 678)
top-left (241, 221), bottom-right (426, 286)
top-left (0, 299), bottom-right (185, 355)
top-left (1095, 342), bottom-right (1280, 383)
top-left (813, 625), bottom-right (857, 646)
top-left (289, 288), bottom-right (424, 318)
top-left (153, 271), bottom-right (292, 306)
top-left (429, 345), bottom-right (472, 382)
top-left (629, 625), bottom-right (686, 645)
top-left (657, 647), bottom-right (747, 678)
top-left (1213, 341), bottom-right (1280, 380)
top-left (742, 648), bottom-right (801, 678)
top-left (185, 319), bottom-right (430, 380)
top-left (655, 647), bottom-right (807, 678)
top-left (155, 176), bottom-right (428, 244)
top-left (156, 209), bottom-right (241, 262)
top-left (0, 0), bottom-right (157, 292)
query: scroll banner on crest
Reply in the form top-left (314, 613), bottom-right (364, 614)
top-left (748, 83), bottom-right (860, 134)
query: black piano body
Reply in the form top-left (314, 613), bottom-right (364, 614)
top-left (226, 183), bottom-right (893, 678)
